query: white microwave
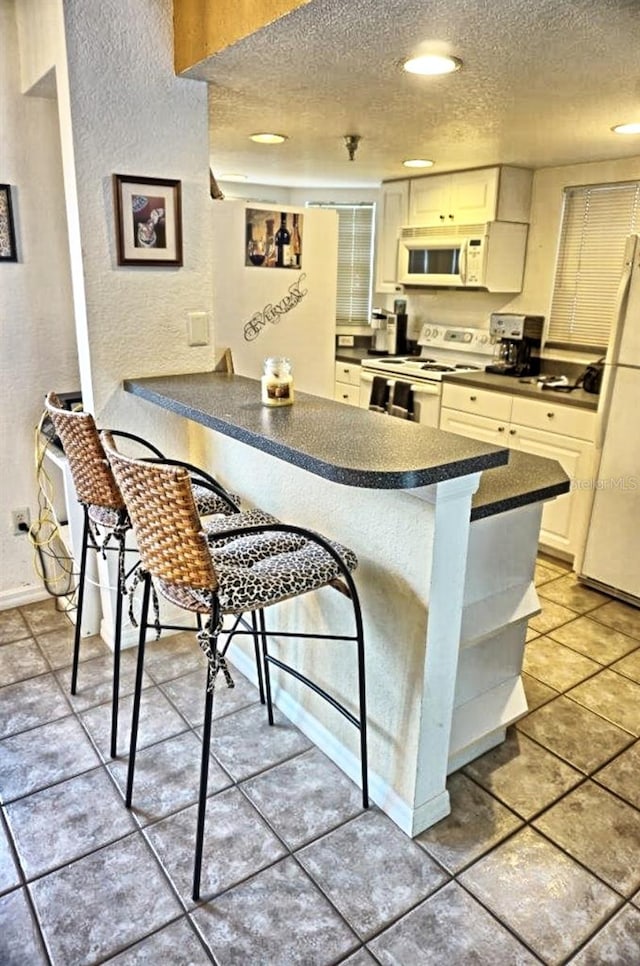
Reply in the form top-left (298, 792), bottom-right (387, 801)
top-left (397, 221), bottom-right (528, 293)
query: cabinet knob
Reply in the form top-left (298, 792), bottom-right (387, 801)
top-left (342, 394), bottom-right (349, 400)
top-left (439, 214), bottom-right (445, 221)
top-left (498, 426), bottom-right (505, 432)
top-left (547, 412), bottom-right (555, 418)
top-left (448, 214), bottom-right (454, 220)
top-left (509, 429), bottom-right (517, 435)
top-left (469, 395), bottom-right (477, 401)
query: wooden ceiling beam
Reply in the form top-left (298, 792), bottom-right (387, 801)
top-left (173, 0), bottom-right (313, 74)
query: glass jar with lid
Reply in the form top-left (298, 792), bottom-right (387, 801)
top-left (261, 357), bottom-right (294, 407)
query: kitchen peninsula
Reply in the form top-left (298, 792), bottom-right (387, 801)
top-left (123, 371), bottom-right (569, 837)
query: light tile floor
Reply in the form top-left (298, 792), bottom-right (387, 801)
top-left (1, 555), bottom-right (639, 965)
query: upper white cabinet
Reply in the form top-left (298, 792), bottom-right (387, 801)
top-left (375, 180), bottom-right (409, 293)
top-left (408, 166), bottom-right (532, 228)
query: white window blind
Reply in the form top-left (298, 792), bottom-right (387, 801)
top-left (547, 181), bottom-right (640, 350)
top-left (308, 203), bottom-right (375, 324)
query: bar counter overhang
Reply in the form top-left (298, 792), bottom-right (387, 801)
top-left (122, 371), bottom-right (569, 836)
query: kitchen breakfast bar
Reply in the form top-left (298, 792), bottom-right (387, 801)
top-left (123, 371), bottom-right (569, 837)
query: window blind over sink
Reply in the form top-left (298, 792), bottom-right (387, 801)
top-left (547, 181), bottom-right (639, 350)
top-left (307, 202), bottom-right (375, 324)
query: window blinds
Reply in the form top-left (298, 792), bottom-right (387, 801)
top-left (308, 203), bottom-right (375, 324)
top-left (547, 181), bottom-right (639, 350)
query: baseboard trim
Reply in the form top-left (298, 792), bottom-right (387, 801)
top-left (0, 584), bottom-right (50, 611)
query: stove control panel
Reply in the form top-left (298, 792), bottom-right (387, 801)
top-left (418, 323), bottom-right (493, 355)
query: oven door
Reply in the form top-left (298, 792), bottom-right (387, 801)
top-left (359, 370), bottom-right (441, 426)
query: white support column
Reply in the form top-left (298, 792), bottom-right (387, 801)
top-left (408, 472), bottom-right (481, 834)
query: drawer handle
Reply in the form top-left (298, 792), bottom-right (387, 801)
top-left (497, 426), bottom-right (505, 432)
top-left (509, 429), bottom-right (516, 435)
top-left (547, 412), bottom-right (555, 418)
top-left (342, 394), bottom-right (349, 399)
top-left (469, 395), bottom-right (477, 402)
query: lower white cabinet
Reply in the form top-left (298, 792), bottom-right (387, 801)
top-left (334, 361), bottom-right (362, 406)
top-left (440, 384), bottom-right (597, 559)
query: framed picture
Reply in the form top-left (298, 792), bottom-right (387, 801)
top-left (0, 185), bottom-right (17, 262)
top-left (245, 208), bottom-right (303, 269)
top-left (113, 174), bottom-right (182, 266)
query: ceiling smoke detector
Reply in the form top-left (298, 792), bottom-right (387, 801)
top-left (344, 135), bottom-right (361, 161)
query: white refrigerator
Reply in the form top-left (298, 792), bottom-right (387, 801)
top-left (579, 233), bottom-right (640, 605)
top-left (211, 201), bottom-right (338, 398)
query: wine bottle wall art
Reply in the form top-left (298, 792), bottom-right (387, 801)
top-left (245, 208), bottom-right (303, 269)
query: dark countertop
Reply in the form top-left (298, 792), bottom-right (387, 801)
top-left (124, 371), bottom-right (507, 489)
top-left (124, 371), bottom-right (569, 517)
top-left (471, 449), bottom-right (569, 521)
top-left (335, 347), bottom-right (374, 364)
top-left (441, 370), bottom-right (599, 411)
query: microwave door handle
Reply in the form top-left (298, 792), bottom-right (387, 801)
top-left (458, 240), bottom-right (468, 284)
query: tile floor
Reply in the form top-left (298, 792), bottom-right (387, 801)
top-left (1, 555), bottom-right (639, 965)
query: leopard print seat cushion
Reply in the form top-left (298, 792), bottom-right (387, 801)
top-left (157, 527), bottom-right (357, 615)
top-left (191, 483), bottom-right (241, 516)
top-left (88, 504), bottom-right (121, 528)
top-left (204, 507), bottom-right (279, 543)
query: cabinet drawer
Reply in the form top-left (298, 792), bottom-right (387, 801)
top-left (441, 383), bottom-right (513, 421)
top-left (511, 397), bottom-right (597, 440)
top-left (334, 362), bottom-right (361, 387)
top-left (334, 382), bottom-right (360, 406)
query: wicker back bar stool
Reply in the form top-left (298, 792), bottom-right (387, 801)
top-left (44, 392), bottom-right (251, 758)
top-left (102, 432), bottom-right (369, 902)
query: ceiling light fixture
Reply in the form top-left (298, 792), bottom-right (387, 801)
top-left (612, 122), bottom-right (640, 135)
top-left (403, 54), bottom-right (462, 76)
top-left (249, 133), bottom-right (288, 144)
top-left (344, 134), bottom-right (361, 161)
top-left (403, 159), bottom-right (434, 168)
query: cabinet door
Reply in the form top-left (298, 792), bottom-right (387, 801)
top-left (408, 174), bottom-right (452, 227)
top-left (449, 168), bottom-right (499, 225)
top-left (334, 382), bottom-right (360, 406)
top-left (440, 407), bottom-right (508, 446)
top-left (375, 181), bottom-right (409, 291)
top-left (510, 423), bottom-right (595, 556)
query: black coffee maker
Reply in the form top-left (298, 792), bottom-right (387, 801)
top-left (485, 313), bottom-right (544, 377)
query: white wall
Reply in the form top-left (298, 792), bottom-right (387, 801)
top-left (1, 0), bottom-right (216, 606)
top-left (0, 0), bottom-right (78, 605)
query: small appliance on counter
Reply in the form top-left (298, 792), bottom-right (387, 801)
top-left (485, 313), bottom-right (544, 376)
top-left (368, 308), bottom-right (408, 356)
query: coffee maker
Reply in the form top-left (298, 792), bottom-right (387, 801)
top-left (486, 313), bottom-right (544, 376)
top-left (368, 307), bottom-right (408, 356)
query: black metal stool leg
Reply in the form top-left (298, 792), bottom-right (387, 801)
top-left (193, 661), bottom-right (214, 902)
top-left (257, 609), bottom-right (275, 725)
top-left (251, 610), bottom-right (266, 705)
top-left (70, 507), bottom-right (90, 695)
top-left (109, 537), bottom-right (126, 758)
top-left (125, 572), bottom-right (150, 807)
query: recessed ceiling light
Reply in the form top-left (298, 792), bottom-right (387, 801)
top-left (403, 159), bottom-right (434, 168)
top-left (403, 54), bottom-right (462, 76)
top-left (249, 133), bottom-right (288, 144)
top-left (612, 122), bottom-right (640, 135)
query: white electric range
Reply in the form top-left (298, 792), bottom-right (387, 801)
top-left (359, 323), bottom-right (494, 426)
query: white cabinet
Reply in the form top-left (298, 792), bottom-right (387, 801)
top-left (334, 361), bottom-right (362, 406)
top-left (408, 166), bottom-right (532, 228)
top-left (440, 384), bottom-right (597, 559)
top-left (374, 180), bottom-right (409, 293)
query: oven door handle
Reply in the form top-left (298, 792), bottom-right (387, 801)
top-left (409, 382), bottom-right (441, 395)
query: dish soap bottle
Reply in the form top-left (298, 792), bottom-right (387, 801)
top-left (261, 357), bottom-right (294, 407)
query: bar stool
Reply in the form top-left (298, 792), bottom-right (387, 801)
top-left (101, 431), bottom-right (369, 901)
top-left (44, 392), bottom-right (263, 758)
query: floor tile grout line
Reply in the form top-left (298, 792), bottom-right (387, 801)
top-left (450, 876), bottom-right (547, 964)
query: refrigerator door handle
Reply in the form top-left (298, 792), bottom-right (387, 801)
top-left (595, 233), bottom-right (639, 448)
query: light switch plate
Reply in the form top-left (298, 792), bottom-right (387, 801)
top-left (187, 311), bottom-right (209, 346)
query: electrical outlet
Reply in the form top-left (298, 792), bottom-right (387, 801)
top-left (12, 507), bottom-right (31, 535)
top-left (338, 335), bottom-right (355, 347)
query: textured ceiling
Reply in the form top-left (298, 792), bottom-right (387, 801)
top-left (183, 0), bottom-right (640, 188)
